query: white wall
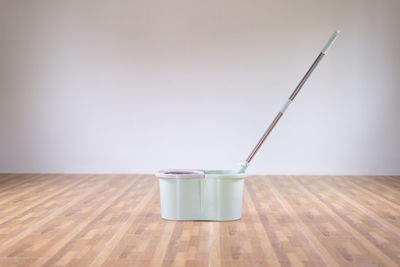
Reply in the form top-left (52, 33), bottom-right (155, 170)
top-left (0, 0), bottom-right (399, 175)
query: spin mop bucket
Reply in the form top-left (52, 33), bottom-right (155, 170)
top-left (156, 31), bottom-right (340, 221)
top-left (157, 170), bottom-right (246, 221)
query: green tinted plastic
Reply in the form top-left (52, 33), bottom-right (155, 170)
top-left (204, 170), bottom-right (247, 179)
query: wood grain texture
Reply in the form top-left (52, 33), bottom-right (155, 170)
top-left (0, 174), bottom-right (399, 267)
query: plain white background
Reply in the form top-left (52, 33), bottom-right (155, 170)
top-left (0, 0), bottom-right (399, 174)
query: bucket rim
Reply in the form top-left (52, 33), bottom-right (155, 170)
top-left (155, 169), bottom-right (205, 179)
top-left (156, 169), bottom-right (246, 179)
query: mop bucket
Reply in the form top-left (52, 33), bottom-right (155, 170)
top-left (156, 169), bottom-right (246, 221)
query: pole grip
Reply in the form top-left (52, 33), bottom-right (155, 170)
top-left (321, 30), bottom-right (340, 55)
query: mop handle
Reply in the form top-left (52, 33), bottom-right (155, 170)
top-left (244, 30), bottom-right (340, 166)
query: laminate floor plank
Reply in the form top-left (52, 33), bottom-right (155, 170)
top-left (0, 174), bottom-right (399, 266)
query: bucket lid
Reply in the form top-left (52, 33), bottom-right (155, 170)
top-left (155, 169), bottom-right (205, 179)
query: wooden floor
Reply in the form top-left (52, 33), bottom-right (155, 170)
top-left (0, 174), bottom-right (399, 267)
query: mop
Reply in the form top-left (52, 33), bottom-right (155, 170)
top-left (156, 30), bottom-right (340, 221)
top-left (239, 30), bottom-right (340, 173)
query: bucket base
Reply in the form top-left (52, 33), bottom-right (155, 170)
top-left (161, 216), bottom-right (242, 222)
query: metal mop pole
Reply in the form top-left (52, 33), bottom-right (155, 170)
top-left (239, 30), bottom-right (340, 172)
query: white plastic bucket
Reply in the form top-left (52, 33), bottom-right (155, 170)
top-left (156, 169), bottom-right (246, 221)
